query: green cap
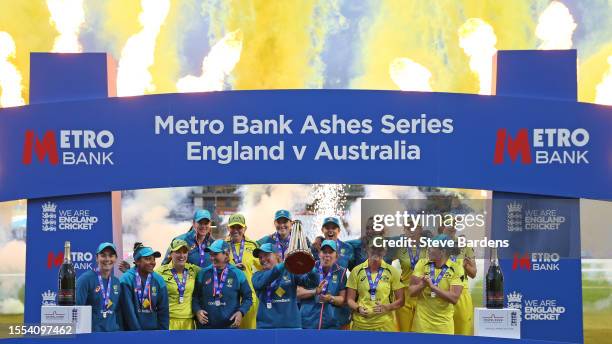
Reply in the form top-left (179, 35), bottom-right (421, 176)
top-left (170, 239), bottom-right (190, 252)
top-left (228, 213), bottom-right (246, 227)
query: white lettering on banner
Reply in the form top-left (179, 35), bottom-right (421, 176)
top-left (234, 115), bottom-right (293, 134)
top-left (532, 128), bottom-right (589, 147)
top-left (155, 115), bottom-right (225, 135)
top-left (314, 141), bottom-right (420, 160)
top-left (59, 130), bottom-right (114, 149)
top-left (507, 291), bottom-right (566, 322)
top-left (187, 141), bottom-right (285, 164)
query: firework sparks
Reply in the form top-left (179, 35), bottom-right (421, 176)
top-left (458, 18), bottom-right (497, 95)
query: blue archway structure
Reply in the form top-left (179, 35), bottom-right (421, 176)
top-left (0, 50), bottom-right (610, 344)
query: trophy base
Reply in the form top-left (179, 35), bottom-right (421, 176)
top-left (285, 250), bottom-right (315, 274)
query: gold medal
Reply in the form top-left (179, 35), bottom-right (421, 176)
top-left (107, 299), bottom-right (113, 308)
top-left (142, 299), bottom-right (151, 309)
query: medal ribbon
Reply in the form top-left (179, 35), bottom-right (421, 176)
top-left (266, 277), bottom-right (282, 305)
top-left (135, 272), bottom-right (152, 310)
top-left (231, 240), bottom-right (245, 264)
top-left (365, 267), bottom-right (384, 300)
top-left (197, 233), bottom-right (210, 266)
top-left (171, 268), bottom-right (188, 300)
top-left (274, 232), bottom-right (290, 260)
top-left (316, 262), bottom-right (333, 295)
top-left (95, 268), bottom-right (112, 310)
top-left (212, 266), bottom-right (229, 299)
top-left (408, 246), bottom-right (421, 269)
top-left (430, 263), bottom-right (449, 287)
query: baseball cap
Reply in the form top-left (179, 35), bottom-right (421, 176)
top-left (134, 246), bottom-right (161, 260)
top-left (274, 209), bottom-right (292, 221)
top-left (253, 243), bottom-right (279, 258)
top-left (228, 213), bottom-right (246, 227)
top-left (322, 216), bottom-right (340, 227)
top-left (170, 239), bottom-right (190, 252)
top-left (320, 240), bottom-right (337, 251)
top-left (204, 239), bottom-right (229, 254)
top-left (96, 242), bottom-right (117, 255)
top-left (193, 209), bottom-right (212, 222)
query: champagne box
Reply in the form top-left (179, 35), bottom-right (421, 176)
top-left (474, 307), bottom-right (521, 339)
top-left (41, 305), bottom-right (92, 334)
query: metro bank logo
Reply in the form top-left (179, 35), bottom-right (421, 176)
top-left (22, 130), bottom-right (115, 166)
top-left (493, 128), bottom-right (589, 165)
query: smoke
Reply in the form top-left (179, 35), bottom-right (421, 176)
top-left (223, 1), bottom-right (320, 89)
top-left (0, 32), bottom-right (25, 107)
top-left (0, 240), bottom-right (26, 274)
top-left (116, 0), bottom-right (170, 96)
top-left (236, 185), bottom-right (311, 241)
top-left (0, 298), bottom-right (23, 314)
top-left (309, 0), bottom-right (347, 88)
top-left (594, 56), bottom-right (612, 105)
top-left (121, 187), bottom-right (195, 259)
top-left (350, 1), bottom-right (537, 94)
top-left (535, 1), bottom-right (576, 50)
top-left (176, 30), bottom-right (243, 92)
top-left (345, 185), bottom-right (426, 237)
top-left (0, 241), bottom-right (26, 313)
top-left (47, 0), bottom-right (85, 53)
top-left (458, 18), bottom-right (497, 95)
top-left (389, 57), bottom-right (433, 91)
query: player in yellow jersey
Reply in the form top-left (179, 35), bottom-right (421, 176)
top-left (347, 244), bottom-right (404, 332)
top-left (410, 234), bottom-right (464, 334)
top-left (443, 224), bottom-right (476, 336)
top-left (225, 213), bottom-right (261, 329)
top-left (396, 222), bottom-right (428, 332)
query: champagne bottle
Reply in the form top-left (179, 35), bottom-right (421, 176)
top-left (58, 241), bottom-right (76, 306)
top-left (486, 247), bottom-right (504, 309)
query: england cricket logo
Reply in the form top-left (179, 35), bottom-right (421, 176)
top-left (506, 201), bottom-right (523, 232)
top-left (42, 290), bottom-right (57, 306)
top-left (507, 291), bottom-right (523, 314)
top-left (41, 202), bottom-right (57, 232)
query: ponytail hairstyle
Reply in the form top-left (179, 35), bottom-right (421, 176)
top-left (133, 242), bottom-right (145, 264)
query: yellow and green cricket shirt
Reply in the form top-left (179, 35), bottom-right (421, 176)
top-left (347, 259), bottom-right (404, 331)
top-left (412, 258), bottom-right (464, 334)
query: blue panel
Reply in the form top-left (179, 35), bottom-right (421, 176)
top-left (29, 53), bottom-right (111, 104)
top-left (496, 50), bottom-right (577, 101)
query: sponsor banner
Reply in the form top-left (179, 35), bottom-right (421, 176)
top-left (492, 192), bottom-right (582, 343)
top-left (24, 193), bottom-right (114, 325)
top-left (0, 90), bottom-right (610, 202)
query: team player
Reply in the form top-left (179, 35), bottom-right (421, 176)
top-left (252, 243), bottom-right (319, 329)
top-left (162, 209), bottom-right (216, 268)
top-left (155, 239), bottom-right (201, 330)
top-left (120, 243), bottom-right (169, 330)
top-left (346, 217), bottom-right (395, 268)
top-left (409, 234), bottom-right (464, 334)
top-left (310, 216), bottom-right (353, 329)
top-left (396, 222), bottom-right (428, 332)
top-left (257, 210), bottom-right (295, 260)
top-left (225, 213), bottom-right (261, 329)
top-left (76, 242), bottom-right (121, 332)
top-left (443, 223), bottom-right (476, 335)
top-left (192, 240), bottom-right (253, 329)
top-left (347, 244), bottom-right (405, 332)
top-left (298, 240), bottom-right (348, 329)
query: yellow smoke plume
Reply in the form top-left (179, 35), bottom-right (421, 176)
top-left (47, 0), bottom-right (85, 53)
top-left (594, 56), bottom-right (612, 105)
top-left (578, 43), bottom-right (612, 103)
top-left (0, 1), bottom-right (57, 103)
top-left (458, 18), bottom-right (497, 95)
top-left (116, 0), bottom-right (170, 96)
top-left (224, 1), bottom-right (319, 89)
top-left (352, 1), bottom-right (538, 94)
top-left (176, 30), bottom-right (243, 92)
top-left (535, 1), bottom-right (576, 50)
top-left (389, 57), bottom-right (433, 91)
top-left (0, 32), bottom-right (25, 107)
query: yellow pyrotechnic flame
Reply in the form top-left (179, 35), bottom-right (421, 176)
top-left (176, 30), bottom-right (243, 93)
top-left (47, 0), bottom-right (85, 53)
top-left (458, 18), bottom-right (497, 95)
top-left (595, 56), bottom-right (612, 105)
top-left (536, 1), bottom-right (576, 50)
top-left (117, 0), bottom-right (170, 97)
top-left (0, 32), bottom-right (25, 108)
top-left (389, 58), bottom-right (433, 92)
